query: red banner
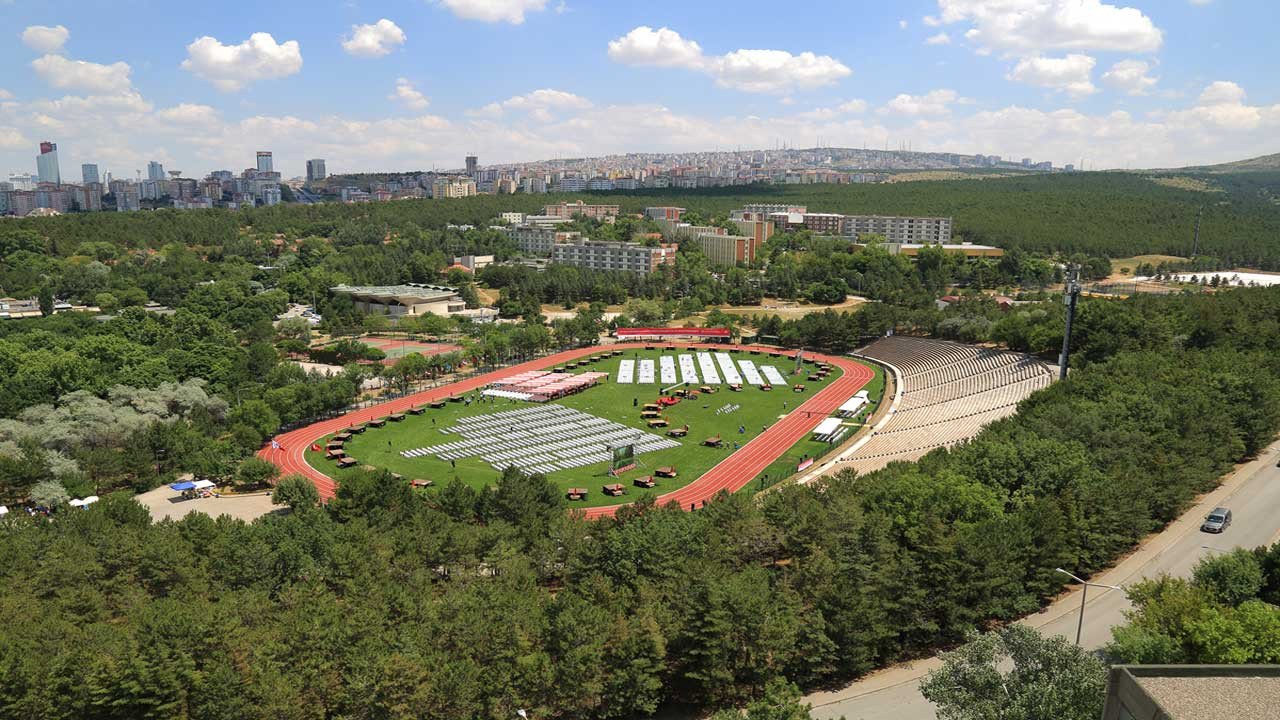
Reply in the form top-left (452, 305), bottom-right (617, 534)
top-left (796, 458), bottom-right (814, 472)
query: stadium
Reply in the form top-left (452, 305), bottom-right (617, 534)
top-left (259, 335), bottom-right (1054, 516)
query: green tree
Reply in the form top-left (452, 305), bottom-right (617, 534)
top-left (234, 456), bottom-right (279, 488)
top-left (271, 474), bottom-right (320, 511)
top-left (920, 626), bottom-right (1106, 720)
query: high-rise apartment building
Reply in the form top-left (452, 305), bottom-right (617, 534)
top-left (36, 142), bottom-right (61, 185)
top-left (465, 155), bottom-right (478, 176)
top-left (147, 161), bottom-right (166, 181)
top-left (81, 163), bottom-right (100, 186)
top-left (115, 184), bottom-right (141, 212)
top-left (306, 159), bottom-right (327, 182)
top-left (432, 178), bottom-right (477, 199)
top-left (256, 151), bottom-right (273, 173)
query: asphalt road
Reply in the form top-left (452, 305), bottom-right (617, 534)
top-left (808, 441), bottom-right (1280, 720)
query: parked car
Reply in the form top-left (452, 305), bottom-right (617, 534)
top-left (1201, 507), bottom-right (1232, 533)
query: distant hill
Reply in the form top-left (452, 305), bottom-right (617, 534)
top-left (1182, 152), bottom-right (1280, 173)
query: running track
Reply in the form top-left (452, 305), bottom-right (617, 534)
top-left (258, 343), bottom-right (873, 519)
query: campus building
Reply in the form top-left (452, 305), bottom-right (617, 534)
top-left (512, 226), bottom-right (581, 255)
top-left (692, 232), bottom-right (760, 267)
top-left (551, 240), bottom-right (676, 275)
top-left (645, 206), bottom-right (685, 221)
top-left (542, 201), bottom-right (620, 219)
top-left (879, 242), bottom-right (1003, 258)
top-left (330, 283), bottom-right (467, 317)
top-left (841, 215), bottom-right (953, 243)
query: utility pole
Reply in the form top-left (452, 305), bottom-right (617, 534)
top-left (1059, 265), bottom-right (1081, 381)
top-left (1191, 205), bottom-right (1203, 258)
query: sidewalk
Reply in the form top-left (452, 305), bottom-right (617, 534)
top-left (805, 438), bottom-right (1280, 711)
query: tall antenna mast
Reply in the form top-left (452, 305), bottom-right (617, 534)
top-left (1059, 265), bottom-right (1081, 381)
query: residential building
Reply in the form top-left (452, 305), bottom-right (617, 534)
top-left (173, 197), bottom-right (214, 210)
top-left (257, 151), bottom-right (273, 173)
top-left (519, 177), bottom-right (547, 193)
top-left (557, 176), bottom-right (587, 192)
top-left (432, 177), bottom-right (477, 198)
top-left (6, 191), bottom-right (38, 217)
top-left (614, 178), bottom-right (639, 190)
top-left (552, 240), bottom-right (676, 275)
top-left (496, 178), bottom-right (517, 194)
top-left (201, 180), bottom-right (224, 201)
top-left (7, 173), bottom-right (37, 191)
top-left (305, 159), bottom-right (326, 182)
top-left (542, 201), bottom-right (620, 219)
top-left (371, 189), bottom-right (392, 202)
top-left (522, 214), bottom-right (571, 229)
top-left (341, 187), bottom-right (371, 203)
top-left (260, 186), bottom-right (282, 206)
top-left (512, 226), bottom-right (580, 255)
top-left (75, 185), bottom-right (103, 212)
top-left (465, 155), bottom-right (478, 176)
top-left (693, 233), bottom-right (759, 267)
top-left (841, 215), bottom-right (953, 243)
top-left (586, 176), bottom-right (614, 191)
top-left (36, 186), bottom-right (72, 213)
top-left (645, 206), bottom-right (685, 222)
top-left (330, 283), bottom-right (467, 318)
top-left (81, 163), bottom-right (99, 186)
top-left (499, 212), bottom-right (525, 225)
top-left (654, 219), bottom-right (726, 241)
top-left (36, 142), bottom-right (61, 186)
top-left (146, 161), bottom-right (165, 182)
top-left (115, 184), bottom-right (140, 212)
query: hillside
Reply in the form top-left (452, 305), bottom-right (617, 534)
top-left (1183, 152), bottom-right (1280, 172)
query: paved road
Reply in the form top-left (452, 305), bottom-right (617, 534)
top-left (808, 441), bottom-right (1280, 720)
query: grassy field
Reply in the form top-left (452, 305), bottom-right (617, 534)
top-left (305, 348), bottom-right (879, 507)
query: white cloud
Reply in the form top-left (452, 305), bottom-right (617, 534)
top-left (608, 26), bottom-right (850, 94)
top-left (0, 127), bottom-right (26, 149)
top-left (936, 0), bottom-right (1163, 55)
top-left (389, 78), bottom-right (429, 110)
top-left (899, 19), bottom-right (909, 29)
top-left (880, 89), bottom-right (961, 116)
top-left (156, 103), bottom-right (221, 127)
top-left (1198, 80), bottom-right (1245, 106)
top-left (0, 89), bottom-right (13, 100)
top-left (923, 15), bottom-right (942, 27)
top-left (1007, 54), bottom-right (1098, 98)
top-left (607, 26), bottom-right (706, 69)
top-left (925, 32), bottom-right (951, 45)
top-left (1102, 59), bottom-right (1158, 95)
top-left (181, 33), bottom-right (303, 92)
top-left (439, 0), bottom-right (548, 24)
top-left (31, 54), bottom-right (132, 94)
top-left (470, 88), bottom-right (591, 121)
top-left (797, 99), bottom-right (869, 120)
top-left (342, 19), bottom-right (406, 58)
top-left (21, 25), bottom-right (70, 54)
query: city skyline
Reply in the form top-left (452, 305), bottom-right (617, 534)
top-left (1, 0), bottom-right (1278, 179)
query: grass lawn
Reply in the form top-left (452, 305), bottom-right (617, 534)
top-left (305, 348), bottom-right (878, 508)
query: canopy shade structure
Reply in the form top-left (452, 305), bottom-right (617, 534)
top-left (169, 481), bottom-right (196, 491)
top-left (192, 480), bottom-right (215, 490)
top-left (812, 417), bottom-right (843, 436)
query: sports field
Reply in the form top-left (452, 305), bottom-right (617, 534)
top-left (300, 347), bottom-right (879, 509)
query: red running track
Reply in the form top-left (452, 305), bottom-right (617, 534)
top-left (258, 343), bottom-right (874, 518)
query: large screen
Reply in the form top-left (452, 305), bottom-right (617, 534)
top-left (610, 443), bottom-right (635, 469)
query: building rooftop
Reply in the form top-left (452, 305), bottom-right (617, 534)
top-left (1105, 665), bottom-right (1280, 720)
top-left (330, 283), bottom-right (458, 304)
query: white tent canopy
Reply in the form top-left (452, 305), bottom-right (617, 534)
top-left (192, 480), bottom-right (215, 490)
top-left (0, 505), bottom-right (8, 516)
top-left (812, 417), bottom-right (843, 436)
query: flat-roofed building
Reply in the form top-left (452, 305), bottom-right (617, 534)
top-left (330, 283), bottom-right (467, 317)
top-left (645, 206), bottom-right (685, 221)
top-left (841, 215), bottom-right (953, 243)
top-left (801, 212), bottom-right (844, 235)
top-left (542, 201), bottom-right (619, 219)
top-left (522, 214), bottom-right (573, 230)
top-left (693, 233), bottom-right (759, 267)
top-left (741, 203), bottom-right (807, 217)
top-left (878, 242), bottom-right (1002, 258)
top-left (1103, 665), bottom-right (1280, 720)
top-left (732, 218), bottom-right (774, 247)
top-left (512, 226), bottom-right (581, 255)
top-left (552, 240), bottom-right (675, 275)
top-left (432, 178), bottom-right (477, 199)
top-left (452, 255), bottom-right (494, 272)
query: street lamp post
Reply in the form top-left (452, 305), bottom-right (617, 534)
top-left (1054, 568), bottom-right (1122, 646)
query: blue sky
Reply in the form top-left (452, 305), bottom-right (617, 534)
top-left (1, 0), bottom-right (1277, 179)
